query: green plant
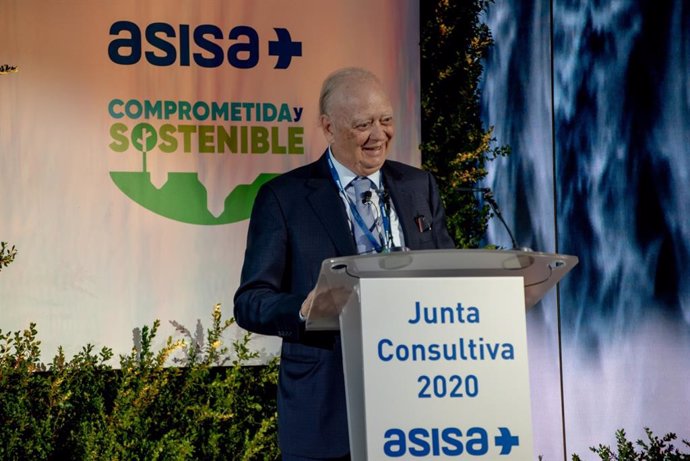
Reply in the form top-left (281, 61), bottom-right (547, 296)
top-left (0, 305), bottom-right (279, 460)
top-left (571, 428), bottom-right (690, 461)
top-left (0, 241), bottom-right (17, 271)
top-left (420, 0), bottom-right (510, 248)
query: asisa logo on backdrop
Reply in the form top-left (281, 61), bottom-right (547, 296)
top-left (106, 20), bottom-right (303, 225)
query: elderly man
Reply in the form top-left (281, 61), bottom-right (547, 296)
top-left (234, 67), bottom-right (454, 460)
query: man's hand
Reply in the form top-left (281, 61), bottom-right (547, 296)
top-left (300, 285), bottom-right (352, 321)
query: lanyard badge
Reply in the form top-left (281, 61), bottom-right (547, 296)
top-left (326, 154), bottom-right (393, 253)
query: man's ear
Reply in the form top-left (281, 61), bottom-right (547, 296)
top-left (320, 114), bottom-right (336, 144)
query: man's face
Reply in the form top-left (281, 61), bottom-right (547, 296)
top-left (321, 79), bottom-right (395, 176)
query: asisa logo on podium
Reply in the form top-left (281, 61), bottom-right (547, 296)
top-left (106, 20), bottom-right (304, 224)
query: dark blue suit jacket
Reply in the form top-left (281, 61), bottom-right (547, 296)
top-left (234, 151), bottom-right (455, 458)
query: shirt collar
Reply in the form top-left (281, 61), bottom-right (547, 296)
top-left (327, 145), bottom-right (382, 189)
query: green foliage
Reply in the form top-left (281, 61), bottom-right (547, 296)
top-left (0, 305), bottom-right (279, 460)
top-left (0, 64), bottom-right (20, 74)
top-left (0, 241), bottom-right (17, 271)
top-left (571, 428), bottom-right (690, 461)
top-left (420, 0), bottom-right (510, 248)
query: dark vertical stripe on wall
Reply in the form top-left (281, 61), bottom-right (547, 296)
top-left (548, 0), bottom-right (568, 459)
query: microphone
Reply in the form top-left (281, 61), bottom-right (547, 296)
top-left (458, 187), bottom-right (530, 251)
top-left (361, 190), bottom-right (373, 205)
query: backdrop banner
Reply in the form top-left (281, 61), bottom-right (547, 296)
top-left (0, 0), bottom-right (421, 360)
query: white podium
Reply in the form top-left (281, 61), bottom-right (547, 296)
top-left (306, 249), bottom-right (578, 460)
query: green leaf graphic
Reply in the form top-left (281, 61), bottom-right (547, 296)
top-left (110, 171), bottom-right (279, 225)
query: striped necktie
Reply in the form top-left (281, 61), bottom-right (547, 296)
top-left (347, 176), bottom-right (381, 254)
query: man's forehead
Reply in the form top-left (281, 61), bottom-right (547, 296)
top-left (332, 85), bottom-right (392, 114)
top-left (332, 77), bottom-right (386, 100)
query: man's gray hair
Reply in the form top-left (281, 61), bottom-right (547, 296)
top-left (318, 67), bottom-right (381, 116)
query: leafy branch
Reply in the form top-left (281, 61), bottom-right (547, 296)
top-left (421, 0), bottom-right (510, 248)
top-left (0, 241), bottom-right (17, 272)
top-left (0, 305), bottom-right (280, 460)
top-left (571, 428), bottom-right (690, 461)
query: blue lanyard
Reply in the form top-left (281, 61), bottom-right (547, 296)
top-left (326, 153), bottom-right (393, 253)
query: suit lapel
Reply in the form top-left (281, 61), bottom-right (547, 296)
top-left (306, 153), bottom-right (357, 256)
top-left (382, 162), bottom-right (422, 249)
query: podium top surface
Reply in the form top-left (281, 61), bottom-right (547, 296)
top-left (319, 249), bottom-right (578, 309)
top-left (321, 250), bottom-right (578, 276)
